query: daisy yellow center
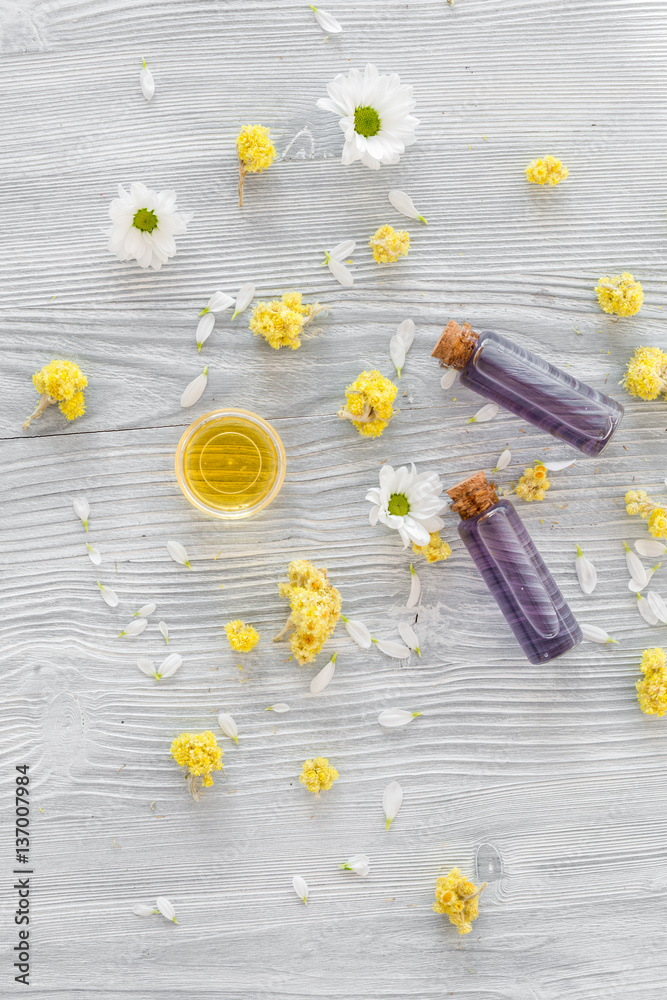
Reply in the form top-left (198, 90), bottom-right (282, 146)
top-left (354, 106), bottom-right (381, 138)
top-left (388, 493), bottom-right (409, 516)
top-left (132, 207), bottom-right (158, 233)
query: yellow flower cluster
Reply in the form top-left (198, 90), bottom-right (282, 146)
top-left (625, 490), bottom-right (667, 539)
top-left (433, 867), bottom-right (486, 934)
top-left (515, 463), bottom-right (550, 502)
top-left (623, 346), bottom-right (667, 401)
top-left (170, 731), bottom-right (223, 795)
top-left (525, 155), bottom-right (569, 186)
top-left (338, 369), bottom-right (398, 438)
top-left (277, 559), bottom-right (342, 664)
top-left (595, 272), bottom-right (644, 317)
top-left (299, 756), bottom-right (339, 796)
top-left (369, 224), bottom-right (410, 264)
top-left (636, 647), bottom-right (667, 716)
top-left (225, 620), bottom-right (259, 652)
top-left (412, 531), bottom-right (452, 563)
top-left (24, 360), bottom-right (87, 429)
top-left (249, 292), bottom-right (323, 350)
top-left (236, 124), bottom-right (276, 174)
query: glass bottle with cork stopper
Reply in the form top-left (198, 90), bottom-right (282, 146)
top-left (448, 471), bottom-right (582, 663)
top-left (432, 320), bottom-right (623, 456)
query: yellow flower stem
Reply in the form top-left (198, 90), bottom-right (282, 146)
top-left (238, 159), bottom-right (247, 207)
top-left (22, 394), bottom-right (55, 430)
top-left (273, 615), bottom-right (294, 642)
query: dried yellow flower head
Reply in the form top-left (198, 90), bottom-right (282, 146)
top-left (433, 867), bottom-right (486, 934)
top-left (625, 490), bottom-right (667, 539)
top-left (649, 508), bottom-right (667, 540)
top-left (525, 155), bottom-right (569, 186)
top-left (636, 647), bottom-right (667, 716)
top-left (276, 559), bottom-right (342, 664)
top-left (249, 292), bottom-right (324, 350)
top-left (412, 531), bottom-right (452, 563)
top-left (225, 620), bottom-right (259, 652)
top-left (170, 730), bottom-right (223, 798)
top-left (299, 756), bottom-right (339, 796)
top-left (24, 359), bottom-right (87, 430)
top-left (595, 272), bottom-right (644, 317)
top-left (369, 224), bottom-right (410, 264)
top-left (623, 346), bottom-right (667, 401)
top-left (338, 369), bottom-right (398, 438)
top-left (236, 124), bottom-right (276, 206)
top-left (515, 463), bottom-right (550, 502)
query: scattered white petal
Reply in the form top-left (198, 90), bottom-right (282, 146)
top-left (378, 708), bottom-right (422, 728)
top-left (637, 593), bottom-right (659, 626)
top-left (493, 449), bottom-right (511, 473)
top-left (339, 854), bottom-right (370, 877)
top-left (382, 780), bottom-right (403, 830)
top-left (159, 653), bottom-right (182, 679)
top-left (180, 367), bottom-right (208, 408)
top-left (292, 875), bottom-right (308, 904)
top-left (97, 581), bottom-right (119, 608)
top-left (159, 621), bottom-right (169, 643)
top-left (397, 622), bottom-right (421, 656)
top-left (132, 903), bottom-right (156, 917)
top-left (575, 545), bottom-right (597, 595)
top-left (440, 369), bottom-right (457, 391)
top-left (232, 282), bottom-right (255, 320)
top-left (468, 403), bottom-right (499, 424)
top-left (328, 240), bottom-right (356, 261)
top-left (396, 318), bottom-right (416, 351)
top-left (140, 60), bottom-right (155, 101)
top-left (624, 543), bottom-right (648, 589)
top-left (388, 189), bottom-right (428, 224)
top-left (266, 703), bottom-right (290, 713)
top-left (541, 458), bottom-right (576, 472)
top-left (118, 618), bottom-right (147, 638)
top-left (167, 540), bottom-right (192, 568)
top-left (73, 497), bottom-right (90, 531)
top-left (326, 255), bottom-right (354, 287)
top-left (390, 334), bottom-right (406, 377)
top-left (86, 543), bottom-right (102, 565)
top-left (374, 638), bottom-right (411, 659)
top-left (342, 616), bottom-right (372, 649)
top-left (310, 5), bottom-right (342, 33)
top-left (155, 897), bottom-right (178, 923)
top-left (647, 591), bottom-right (667, 625)
top-left (196, 313), bottom-right (215, 351)
top-left (310, 653), bottom-right (337, 694)
top-left (628, 563), bottom-right (659, 593)
top-left (580, 623), bottom-right (618, 644)
top-left (635, 539), bottom-right (667, 558)
top-left (137, 658), bottom-right (158, 679)
top-left (217, 712), bottom-right (239, 743)
top-left (134, 603), bottom-right (156, 617)
top-left (205, 291), bottom-right (235, 314)
top-left (406, 564), bottom-right (421, 609)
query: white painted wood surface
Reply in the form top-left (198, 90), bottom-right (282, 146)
top-left (2, 1), bottom-right (667, 997)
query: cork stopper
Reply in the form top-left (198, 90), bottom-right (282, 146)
top-left (447, 471), bottom-right (498, 519)
top-left (431, 319), bottom-right (479, 370)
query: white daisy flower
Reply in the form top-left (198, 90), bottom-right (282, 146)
top-left (310, 5), bottom-right (342, 33)
top-left (580, 623), bottom-right (618, 645)
top-left (292, 875), bottom-right (308, 905)
top-left (388, 189), bottom-right (427, 224)
top-left (575, 545), bottom-right (597, 595)
top-left (310, 653), bottom-right (337, 694)
top-left (217, 712), bottom-right (239, 743)
top-left (107, 183), bottom-right (192, 271)
top-left (316, 63), bottom-right (419, 171)
top-left (339, 854), bottom-right (370, 877)
top-left (377, 708), bottom-right (421, 728)
top-left (406, 564), bottom-right (421, 608)
top-left (366, 463), bottom-right (446, 548)
top-left (140, 59), bottom-right (155, 102)
top-left (323, 240), bottom-right (355, 287)
top-left (382, 780), bottom-right (403, 830)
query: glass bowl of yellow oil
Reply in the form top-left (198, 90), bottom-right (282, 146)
top-left (175, 409), bottom-right (286, 519)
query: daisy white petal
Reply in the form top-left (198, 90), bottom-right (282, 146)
top-left (134, 603), bottom-right (156, 617)
top-left (108, 183), bottom-right (191, 270)
top-left (440, 369), bottom-right (457, 391)
top-left (203, 291), bottom-right (235, 314)
top-left (493, 449), bottom-right (511, 472)
top-left (637, 593), bottom-right (659, 626)
top-left (159, 621), bottom-right (169, 643)
top-left (167, 540), bottom-right (191, 568)
top-left (97, 581), bottom-right (119, 608)
top-left (132, 902), bottom-right (156, 916)
top-left (575, 545), bottom-right (597, 595)
top-left (292, 875), bottom-right (308, 904)
top-left (310, 653), bottom-right (336, 694)
top-left (580, 623), bottom-right (618, 644)
top-left (624, 543), bottom-right (648, 589)
top-left (140, 60), bottom-right (155, 102)
top-left (158, 653), bottom-right (182, 679)
top-left (396, 318), bottom-right (416, 351)
top-left (326, 255), bottom-right (354, 287)
top-left (378, 708), bottom-right (422, 728)
top-left (180, 367), bottom-right (208, 408)
top-left (468, 403), bottom-right (499, 424)
top-left (635, 539), bottom-right (667, 558)
top-left (86, 543), bottom-right (101, 565)
top-left (390, 334), bottom-right (406, 377)
top-left (118, 617), bottom-right (147, 638)
top-left (342, 616), bottom-right (372, 649)
top-left (339, 854), bottom-right (370, 877)
top-left (232, 282), bottom-right (255, 320)
top-left (196, 313), bottom-right (215, 352)
top-left (265, 703), bottom-right (290, 713)
top-left (406, 564), bottom-right (421, 608)
top-left (328, 240), bottom-right (355, 261)
top-left (373, 638), bottom-right (411, 659)
top-left (73, 497), bottom-right (90, 531)
top-left (382, 780), bottom-right (403, 830)
top-left (397, 621), bottom-right (420, 656)
top-left (137, 658), bottom-right (158, 679)
top-left (310, 5), bottom-right (342, 33)
top-left (541, 458), bottom-right (576, 472)
top-left (647, 591), bottom-right (667, 625)
top-left (388, 189), bottom-right (427, 224)
top-left (217, 712), bottom-right (239, 743)
top-left (155, 897), bottom-right (178, 923)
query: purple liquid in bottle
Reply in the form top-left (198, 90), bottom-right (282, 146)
top-left (433, 321), bottom-right (623, 456)
top-left (449, 474), bottom-right (582, 664)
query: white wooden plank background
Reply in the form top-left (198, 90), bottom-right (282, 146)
top-left (2, 1), bottom-right (667, 998)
